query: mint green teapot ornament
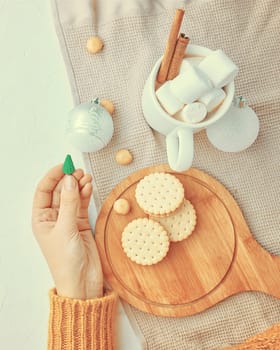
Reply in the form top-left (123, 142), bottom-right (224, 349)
top-left (66, 98), bottom-right (114, 152)
top-left (206, 96), bottom-right (259, 152)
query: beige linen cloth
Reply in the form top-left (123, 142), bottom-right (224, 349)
top-left (51, 0), bottom-right (280, 348)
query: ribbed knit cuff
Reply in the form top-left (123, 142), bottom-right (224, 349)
top-left (48, 289), bottom-right (118, 350)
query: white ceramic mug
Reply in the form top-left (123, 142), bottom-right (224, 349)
top-left (142, 44), bottom-right (235, 171)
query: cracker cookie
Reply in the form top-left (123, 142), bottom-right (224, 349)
top-left (155, 199), bottom-right (196, 242)
top-left (121, 218), bottom-right (170, 265)
top-left (135, 172), bottom-right (184, 217)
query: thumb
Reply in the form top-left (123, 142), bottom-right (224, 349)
top-left (56, 175), bottom-right (79, 231)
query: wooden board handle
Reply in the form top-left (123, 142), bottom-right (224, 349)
top-left (237, 236), bottom-right (280, 298)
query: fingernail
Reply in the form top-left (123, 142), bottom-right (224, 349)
top-left (64, 175), bottom-right (76, 191)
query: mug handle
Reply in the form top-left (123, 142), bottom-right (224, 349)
top-left (166, 127), bottom-right (194, 172)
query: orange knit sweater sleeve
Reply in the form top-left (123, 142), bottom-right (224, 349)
top-left (222, 323), bottom-right (280, 350)
top-left (48, 289), bottom-right (118, 350)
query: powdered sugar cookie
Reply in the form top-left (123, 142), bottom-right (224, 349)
top-left (155, 199), bottom-right (196, 242)
top-left (121, 218), bottom-right (170, 265)
top-left (100, 99), bottom-right (115, 115)
top-left (86, 36), bottom-right (104, 54)
top-left (113, 198), bottom-right (130, 215)
top-left (135, 172), bottom-right (184, 217)
top-left (115, 149), bottom-right (133, 165)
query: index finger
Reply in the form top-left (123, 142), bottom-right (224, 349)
top-left (33, 164), bottom-right (64, 209)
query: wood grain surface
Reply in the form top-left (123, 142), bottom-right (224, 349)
top-left (95, 165), bottom-right (280, 317)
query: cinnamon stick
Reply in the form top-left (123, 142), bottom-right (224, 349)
top-left (167, 34), bottom-right (190, 80)
top-left (157, 9), bottom-right (185, 84)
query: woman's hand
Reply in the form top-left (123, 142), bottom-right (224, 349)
top-left (32, 164), bottom-right (103, 300)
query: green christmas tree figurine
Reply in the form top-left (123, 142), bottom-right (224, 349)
top-left (62, 154), bottom-right (75, 175)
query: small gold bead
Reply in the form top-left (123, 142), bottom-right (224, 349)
top-left (113, 198), bottom-right (131, 215)
top-left (100, 99), bottom-right (115, 115)
top-left (115, 149), bottom-right (133, 165)
top-left (86, 36), bottom-right (104, 54)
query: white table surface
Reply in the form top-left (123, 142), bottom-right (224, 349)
top-left (0, 1), bottom-right (140, 348)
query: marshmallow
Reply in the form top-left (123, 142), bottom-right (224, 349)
top-left (170, 62), bottom-right (212, 104)
top-left (156, 81), bottom-right (184, 115)
top-left (198, 88), bottom-right (226, 112)
top-left (177, 102), bottom-right (208, 124)
top-left (198, 50), bottom-right (238, 88)
top-left (179, 57), bottom-right (202, 73)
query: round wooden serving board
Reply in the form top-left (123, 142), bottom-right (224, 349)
top-left (95, 165), bottom-right (280, 317)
